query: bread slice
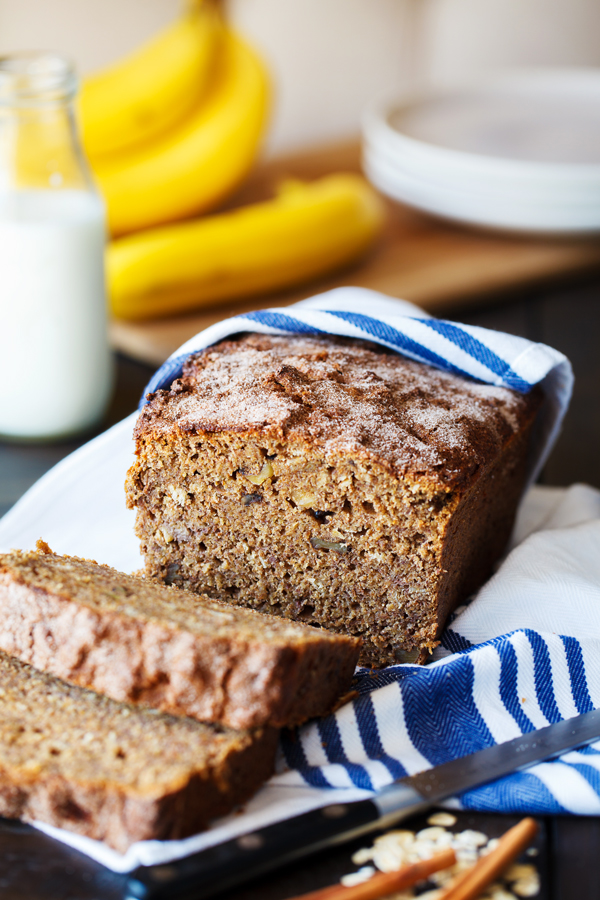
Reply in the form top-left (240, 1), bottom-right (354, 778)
top-left (0, 649), bottom-right (277, 851)
top-left (0, 542), bottom-right (360, 729)
top-left (126, 333), bottom-right (542, 666)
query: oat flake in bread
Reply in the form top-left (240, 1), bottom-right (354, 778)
top-left (0, 649), bottom-right (277, 852)
top-left (0, 542), bottom-right (360, 729)
top-left (126, 334), bottom-right (542, 667)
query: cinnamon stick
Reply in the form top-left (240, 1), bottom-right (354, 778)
top-left (438, 817), bottom-right (539, 900)
top-left (284, 848), bottom-right (456, 900)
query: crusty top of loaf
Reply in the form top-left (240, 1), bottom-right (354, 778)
top-left (137, 334), bottom-right (542, 489)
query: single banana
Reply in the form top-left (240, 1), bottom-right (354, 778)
top-left (107, 173), bottom-right (385, 320)
top-left (79, 2), bottom-right (221, 159)
top-left (93, 29), bottom-right (270, 236)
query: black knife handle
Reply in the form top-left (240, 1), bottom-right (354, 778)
top-left (126, 798), bottom-right (382, 900)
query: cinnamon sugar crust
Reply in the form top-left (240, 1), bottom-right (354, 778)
top-left (143, 334), bottom-right (528, 490)
top-left (127, 334), bottom-right (541, 666)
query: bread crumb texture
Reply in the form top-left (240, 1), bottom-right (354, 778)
top-left (0, 649), bottom-right (278, 851)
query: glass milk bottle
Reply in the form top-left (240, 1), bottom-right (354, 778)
top-left (0, 53), bottom-right (112, 440)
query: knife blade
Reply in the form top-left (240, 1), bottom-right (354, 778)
top-left (126, 706), bottom-right (600, 900)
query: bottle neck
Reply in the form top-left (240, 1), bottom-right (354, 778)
top-left (0, 53), bottom-right (77, 107)
top-left (0, 54), bottom-right (94, 194)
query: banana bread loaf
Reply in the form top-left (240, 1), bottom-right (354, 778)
top-left (0, 649), bottom-right (277, 852)
top-left (126, 333), bottom-right (542, 666)
top-left (0, 542), bottom-right (360, 729)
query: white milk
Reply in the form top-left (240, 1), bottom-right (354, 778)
top-left (0, 189), bottom-right (112, 439)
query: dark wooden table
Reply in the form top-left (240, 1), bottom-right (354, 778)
top-left (1, 273), bottom-right (599, 899)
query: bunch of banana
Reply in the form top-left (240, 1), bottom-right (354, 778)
top-left (94, 32), bottom-right (269, 236)
top-left (78, 2), bottom-right (221, 158)
top-left (81, 2), bottom-right (386, 320)
top-left (107, 174), bottom-right (385, 320)
top-left (79, 1), bottom-right (270, 235)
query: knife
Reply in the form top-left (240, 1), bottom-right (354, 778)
top-left (126, 706), bottom-right (600, 900)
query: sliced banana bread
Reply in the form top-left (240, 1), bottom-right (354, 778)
top-left (126, 333), bottom-right (542, 666)
top-left (0, 542), bottom-right (360, 729)
top-left (0, 649), bottom-right (277, 852)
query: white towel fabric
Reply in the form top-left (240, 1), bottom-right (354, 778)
top-left (2, 287), bottom-right (597, 876)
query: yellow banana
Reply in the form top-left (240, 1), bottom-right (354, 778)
top-left (93, 30), bottom-right (270, 236)
top-left (108, 173), bottom-right (385, 320)
top-left (79, 3), bottom-right (221, 159)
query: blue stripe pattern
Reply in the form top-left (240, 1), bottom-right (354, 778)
top-left (354, 694), bottom-right (407, 780)
top-left (498, 640), bottom-right (535, 733)
top-left (419, 319), bottom-right (530, 392)
top-left (568, 762), bottom-right (600, 796)
top-left (402, 655), bottom-right (494, 765)
top-left (527, 630), bottom-right (562, 724)
top-left (280, 629), bottom-right (600, 815)
top-left (242, 310), bottom-right (327, 335)
top-left (561, 636), bottom-right (594, 714)
top-left (442, 629), bottom-right (473, 653)
top-left (459, 771), bottom-right (567, 814)
top-left (281, 728), bottom-right (331, 789)
top-left (137, 302), bottom-right (542, 406)
top-left (323, 310), bottom-right (477, 381)
top-left (317, 717), bottom-right (374, 790)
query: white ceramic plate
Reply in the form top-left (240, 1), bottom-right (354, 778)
top-left (362, 69), bottom-right (600, 234)
top-left (364, 145), bottom-right (600, 233)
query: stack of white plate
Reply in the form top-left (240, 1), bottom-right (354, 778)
top-left (362, 69), bottom-right (600, 234)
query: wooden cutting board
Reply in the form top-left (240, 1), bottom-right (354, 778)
top-left (109, 140), bottom-right (600, 366)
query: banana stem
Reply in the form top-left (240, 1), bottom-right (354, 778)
top-left (186, 0), bottom-right (226, 15)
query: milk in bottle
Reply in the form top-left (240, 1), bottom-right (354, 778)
top-left (0, 53), bottom-right (112, 439)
